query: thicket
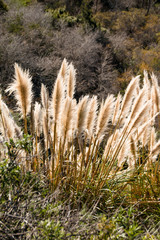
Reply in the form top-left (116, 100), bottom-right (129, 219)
top-left (0, 0), bottom-right (160, 106)
top-left (0, 0), bottom-right (119, 106)
top-left (0, 1), bottom-right (160, 239)
top-left (0, 59), bottom-right (160, 239)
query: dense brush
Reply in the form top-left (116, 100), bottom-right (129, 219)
top-left (0, 59), bottom-right (160, 200)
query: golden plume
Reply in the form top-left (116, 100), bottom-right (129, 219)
top-left (120, 76), bottom-right (139, 120)
top-left (112, 93), bottom-right (122, 125)
top-left (61, 97), bottom-right (76, 141)
top-left (41, 84), bottom-right (49, 110)
top-left (6, 63), bottom-right (33, 133)
top-left (96, 94), bottom-right (114, 141)
top-left (86, 96), bottom-right (98, 138)
top-left (51, 76), bottom-right (64, 125)
top-left (67, 63), bottom-right (76, 99)
top-left (34, 102), bottom-right (42, 137)
top-left (76, 96), bottom-right (89, 135)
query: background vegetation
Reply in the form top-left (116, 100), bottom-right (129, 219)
top-left (0, 0), bottom-right (159, 105)
top-left (0, 0), bottom-right (160, 239)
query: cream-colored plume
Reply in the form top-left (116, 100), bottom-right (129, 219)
top-left (117, 139), bottom-right (130, 168)
top-left (61, 97), bottom-right (76, 140)
top-left (143, 70), bottom-right (151, 100)
top-left (41, 84), bottom-right (49, 110)
top-left (6, 63), bottom-right (33, 118)
top-left (51, 76), bottom-right (64, 125)
top-left (0, 96), bottom-right (15, 139)
top-left (34, 102), bottom-right (42, 137)
top-left (120, 76), bottom-right (140, 121)
top-left (129, 136), bottom-right (137, 162)
top-left (42, 109), bottom-right (51, 149)
top-left (150, 140), bottom-right (160, 157)
top-left (96, 94), bottom-right (115, 141)
top-left (58, 58), bottom-right (68, 85)
top-left (150, 127), bottom-right (156, 152)
top-left (112, 93), bottom-right (122, 125)
top-left (128, 86), bottom-right (147, 124)
top-left (103, 129), bottom-right (119, 158)
top-left (86, 96), bottom-right (98, 138)
top-left (128, 101), bottom-right (151, 134)
top-left (76, 96), bottom-right (89, 135)
top-left (67, 63), bottom-right (76, 99)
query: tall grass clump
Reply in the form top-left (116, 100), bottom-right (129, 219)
top-left (0, 60), bottom-right (160, 203)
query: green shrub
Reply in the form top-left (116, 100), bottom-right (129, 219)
top-left (0, 0), bottom-right (8, 11)
top-left (48, 7), bottom-right (79, 27)
top-left (10, 0), bottom-right (32, 7)
top-left (7, 13), bottom-right (23, 33)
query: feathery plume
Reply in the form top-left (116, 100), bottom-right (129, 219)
top-left (58, 58), bottom-right (68, 84)
top-left (112, 93), bottom-right (122, 125)
top-left (151, 140), bottom-right (160, 157)
top-left (128, 87), bottom-right (147, 122)
top-left (128, 101), bottom-right (151, 133)
top-left (117, 139), bottom-right (130, 168)
top-left (67, 63), bottom-right (76, 99)
top-left (42, 109), bottom-right (51, 148)
top-left (6, 63), bottom-right (33, 118)
top-left (151, 84), bottom-right (160, 114)
top-left (0, 97), bottom-right (15, 139)
top-left (1, 110), bottom-right (15, 139)
top-left (41, 84), bottom-right (49, 110)
top-left (96, 95), bottom-right (114, 141)
top-left (61, 97), bottom-right (76, 140)
top-left (76, 96), bottom-right (89, 135)
top-left (103, 129), bottom-right (119, 158)
top-left (150, 127), bottom-right (156, 151)
top-left (143, 70), bottom-right (151, 100)
top-left (86, 96), bottom-right (98, 138)
top-left (6, 63), bottom-right (33, 134)
top-left (51, 77), bottom-right (64, 125)
top-left (130, 136), bottom-right (137, 161)
top-left (120, 76), bottom-right (140, 119)
top-left (34, 102), bottom-right (42, 137)
top-left (141, 125), bottom-right (151, 147)
top-left (0, 95), bottom-right (22, 138)
top-left (136, 116), bottom-right (149, 140)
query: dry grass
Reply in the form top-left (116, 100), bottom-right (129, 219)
top-left (0, 60), bottom-right (160, 202)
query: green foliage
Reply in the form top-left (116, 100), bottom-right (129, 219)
top-left (39, 219), bottom-right (65, 239)
top-left (10, 0), bottom-right (32, 7)
top-left (48, 7), bottom-right (79, 27)
top-left (5, 134), bottom-right (33, 159)
top-left (0, 159), bottom-right (160, 239)
top-left (81, 0), bottom-right (97, 29)
top-left (0, 158), bottom-right (21, 202)
top-left (0, 0), bottom-right (8, 11)
top-left (116, 207), bottom-right (142, 239)
top-left (0, 135), bottom-right (33, 203)
top-left (96, 207), bottom-right (146, 239)
top-left (7, 13), bottom-right (23, 33)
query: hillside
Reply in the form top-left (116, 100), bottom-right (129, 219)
top-left (0, 2), bottom-right (160, 239)
top-left (0, 0), bottom-right (160, 105)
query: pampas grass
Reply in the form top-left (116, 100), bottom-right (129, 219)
top-left (51, 76), bottom-right (64, 125)
top-left (96, 94), bottom-right (114, 142)
top-left (6, 63), bottom-right (33, 134)
top-left (67, 63), bottom-right (76, 99)
top-left (76, 95), bottom-right (89, 135)
top-left (61, 97), bottom-right (76, 143)
top-left (86, 96), bottom-right (98, 138)
top-left (1, 59), bottom-right (160, 202)
top-left (120, 76), bottom-right (139, 120)
top-left (34, 102), bottom-right (42, 137)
